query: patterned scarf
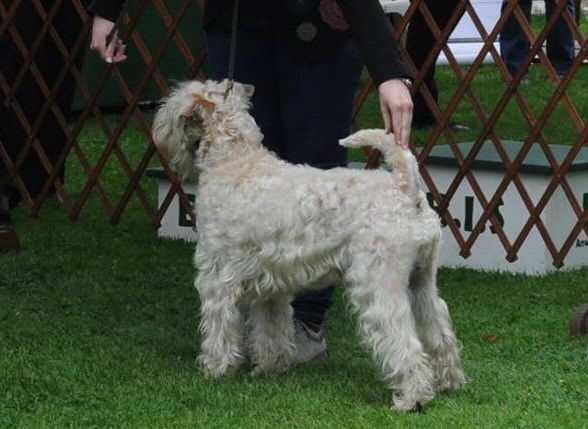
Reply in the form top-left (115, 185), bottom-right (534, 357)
top-left (318, 0), bottom-right (349, 30)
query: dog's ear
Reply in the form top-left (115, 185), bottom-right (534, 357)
top-left (183, 93), bottom-right (217, 123)
top-left (152, 96), bottom-right (201, 181)
top-left (233, 82), bottom-right (255, 100)
top-left (152, 100), bottom-right (178, 161)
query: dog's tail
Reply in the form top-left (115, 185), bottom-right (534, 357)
top-left (339, 129), bottom-right (421, 198)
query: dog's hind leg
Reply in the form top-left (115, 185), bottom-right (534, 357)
top-left (247, 294), bottom-right (295, 375)
top-left (196, 270), bottom-right (246, 378)
top-left (345, 250), bottom-right (435, 412)
top-left (409, 241), bottom-right (465, 392)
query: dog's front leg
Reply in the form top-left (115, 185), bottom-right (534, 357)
top-left (247, 294), bottom-right (295, 375)
top-left (196, 270), bottom-right (246, 378)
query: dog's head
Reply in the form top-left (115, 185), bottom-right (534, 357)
top-left (152, 79), bottom-right (255, 180)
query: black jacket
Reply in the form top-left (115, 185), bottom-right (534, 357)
top-left (204, 0), bottom-right (410, 86)
top-left (88, 0), bottom-right (121, 22)
top-left (88, 0), bottom-right (410, 86)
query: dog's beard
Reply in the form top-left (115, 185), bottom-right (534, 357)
top-left (166, 133), bottom-right (199, 181)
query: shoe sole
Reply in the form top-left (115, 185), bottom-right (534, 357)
top-left (293, 349), bottom-right (328, 366)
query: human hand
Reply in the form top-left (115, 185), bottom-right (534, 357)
top-left (90, 15), bottom-right (128, 63)
top-left (377, 79), bottom-right (413, 148)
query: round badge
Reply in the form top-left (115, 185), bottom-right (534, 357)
top-left (296, 22), bottom-right (317, 42)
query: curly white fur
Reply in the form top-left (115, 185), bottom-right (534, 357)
top-left (152, 79), bottom-right (465, 412)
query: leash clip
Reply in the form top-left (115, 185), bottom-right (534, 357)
top-left (223, 79), bottom-right (235, 100)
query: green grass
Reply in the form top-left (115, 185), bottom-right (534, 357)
top-left (3, 157), bottom-right (588, 428)
top-left (2, 204), bottom-right (588, 427)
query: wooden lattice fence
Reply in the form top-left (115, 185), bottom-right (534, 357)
top-left (1, 0), bottom-right (587, 270)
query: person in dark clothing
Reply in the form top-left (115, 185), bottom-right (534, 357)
top-left (405, 0), bottom-right (468, 130)
top-left (500, 0), bottom-right (575, 79)
top-left (89, 0), bottom-right (413, 363)
top-left (0, 0), bottom-right (89, 251)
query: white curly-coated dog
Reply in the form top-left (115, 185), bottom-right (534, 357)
top-left (152, 79), bottom-right (465, 412)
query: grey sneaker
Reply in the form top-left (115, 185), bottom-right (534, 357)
top-left (293, 320), bottom-right (327, 364)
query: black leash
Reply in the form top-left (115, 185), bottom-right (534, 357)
top-left (223, 0), bottom-right (240, 99)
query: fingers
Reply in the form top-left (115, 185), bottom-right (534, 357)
top-left (380, 98), bottom-right (392, 134)
top-left (391, 104), bottom-right (412, 148)
top-left (106, 38), bottom-right (128, 64)
top-left (90, 16), bottom-right (128, 64)
top-left (378, 79), bottom-right (413, 148)
top-left (90, 16), bottom-right (112, 60)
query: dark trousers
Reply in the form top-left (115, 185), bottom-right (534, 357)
top-left (500, 0), bottom-right (575, 77)
top-left (405, 0), bottom-right (462, 127)
top-left (0, 0), bottom-right (88, 207)
top-left (205, 24), bottom-right (364, 325)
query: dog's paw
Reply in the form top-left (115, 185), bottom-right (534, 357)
top-left (391, 383), bottom-right (435, 413)
top-left (435, 367), bottom-right (467, 392)
top-left (409, 402), bottom-right (425, 414)
top-left (198, 361), bottom-right (223, 379)
top-left (392, 395), bottom-right (428, 413)
top-left (249, 360), bottom-right (291, 377)
top-left (197, 355), bottom-right (239, 379)
top-left (431, 356), bottom-right (466, 392)
top-left (249, 366), bottom-right (265, 377)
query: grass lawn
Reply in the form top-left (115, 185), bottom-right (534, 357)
top-left (3, 17), bottom-right (588, 427)
top-left (2, 199), bottom-right (588, 428)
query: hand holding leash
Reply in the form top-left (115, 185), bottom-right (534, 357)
top-left (90, 15), bottom-right (128, 64)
